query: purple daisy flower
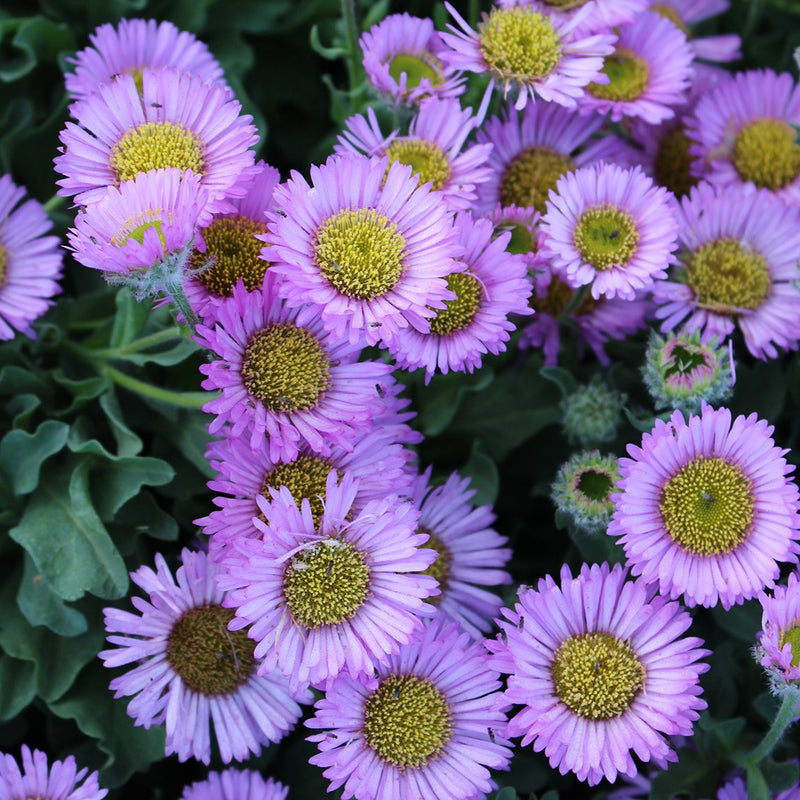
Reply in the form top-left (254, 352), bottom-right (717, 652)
top-left (306, 617), bottom-right (513, 800)
top-left (488, 562), bottom-right (709, 785)
top-left (55, 67), bottom-right (257, 215)
top-left (217, 472), bottom-right (439, 690)
top-left (264, 154), bottom-right (460, 347)
top-left (648, 1), bottom-right (741, 63)
top-left (439, 2), bottom-right (615, 111)
top-left (756, 571), bottom-right (800, 688)
top-left (359, 13), bottom-right (466, 105)
top-left (542, 163), bottom-right (679, 300)
top-left (180, 769), bottom-right (287, 800)
top-left (686, 69), bottom-right (800, 204)
top-left (652, 181), bottom-right (800, 360)
top-left (0, 746), bottom-right (106, 800)
top-left (65, 18), bottom-right (225, 101)
top-left (501, 0), bottom-right (648, 30)
top-left (195, 278), bottom-right (393, 458)
top-left (335, 98), bottom-right (493, 210)
top-left (0, 174), bottom-right (63, 341)
top-left (99, 548), bottom-right (310, 765)
top-left (609, 404), bottom-right (800, 610)
top-left (387, 211), bottom-right (532, 381)
top-left (579, 11), bottom-right (694, 125)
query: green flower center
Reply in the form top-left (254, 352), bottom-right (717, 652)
top-left (418, 530), bottom-right (451, 603)
top-left (663, 342), bottom-right (712, 379)
top-left (386, 139), bottom-right (452, 191)
top-left (573, 203), bottom-right (639, 270)
top-left (363, 674), bottom-right (453, 767)
top-left (428, 272), bottom-right (482, 335)
top-left (500, 146), bottom-right (576, 214)
top-left (191, 216), bottom-right (269, 297)
top-left (314, 208), bottom-right (406, 300)
top-left (654, 127), bottom-right (698, 198)
top-left (503, 222), bottom-right (535, 255)
top-left (479, 7), bottom-right (562, 84)
top-left (111, 214), bottom-right (167, 251)
top-left (166, 604), bottom-right (256, 696)
top-left (779, 623), bottom-right (800, 668)
top-left (660, 456), bottom-right (754, 555)
top-left (552, 632), bottom-right (645, 720)
top-left (531, 275), bottom-right (600, 317)
top-left (261, 455), bottom-right (337, 527)
top-left (283, 539), bottom-right (369, 628)
top-left (589, 48), bottom-right (649, 102)
top-left (388, 52), bottom-right (444, 90)
top-left (733, 118), bottom-right (800, 191)
top-left (577, 468), bottom-right (613, 502)
top-left (111, 121), bottom-right (205, 183)
top-left (650, 4), bottom-right (689, 34)
top-left (541, 0), bottom-right (590, 6)
top-left (241, 323), bottom-right (331, 412)
top-left (686, 237), bottom-right (771, 314)
top-left (0, 244), bottom-right (7, 287)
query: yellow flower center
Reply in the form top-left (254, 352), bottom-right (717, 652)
top-left (573, 203), bottom-right (639, 270)
top-left (428, 272), bottom-right (482, 335)
top-left (654, 127), bottom-right (698, 198)
top-left (552, 632), bottom-right (645, 720)
top-left (650, 4), bottom-right (689, 34)
top-left (112, 213), bottom-right (168, 252)
top-left (660, 456), bottom-right (754, 555)
top-left (111, 121), bottom-right (205, 183)
top-left (261, 455), bottom-right (337, 528)
top-left (388, 52), bottom-right (444, 90)
top-left (0, 244), bottom-right (7, 287)
top-left (779, 623), bottom-right (800, 668)
top-left (589, 48), bottom-right (650, 102)
top-left (501, 146), bottom-right (576, 214)
top-left (363, 674), bottom-right (453, 767)
top-left (386, 139), bottom-right (452, 191)
top-left (541, 0), bottom-right (590, 6)
top-left (733, 118), bottom-right (800, 191)
top-left (418, 530), bottom-right (451, 604)
top-left (241, 323), bottom-right (331, 412)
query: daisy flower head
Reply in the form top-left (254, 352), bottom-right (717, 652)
top-left (490, 203), bottom-right (542, 267)
top-left (609, 404), bottom-right (800, 610)
top-left (542, 163), bottom-right (679, 300)
top-left (180, 769), bottom-right (287, 800)
top-left (335, 98), bottom-right (493, 210)
top-left (0, 746), bottom-right (106, 800)
top-left (488, 562), bottom-right (709, 785)
top-left (217, 472), bottom-right (439, 690)
top-left (387, 211), bottom-right (532, 381)
top-left (756, 571), bottom-right (800, 690)
top-left (195, 277), bottom-right (393, 459)
top-left (265, 154), bottom-right (460, 347)
top-left (359, 13), bottom-right (466, 105)
top-left (55, 67), bottom-right (257, 215)
top-left (580, 11), bottom-right (694, 125)
top-left (652, 181), bottom-right (800, 360)
top-left (501, 0), bottom-right (648, 31)
top-left (439, 2), bottom-right (615, 111)
top-left (307, 616), bottom-right (513, 800)
top-left (686, 69), bottom-right (800, 203)
top-left (99, 548), bottom-right (310, 764)
top-left (552, 449), bottom-right (620, 535)
top-left (0, 174), bottom-right (63, 341)
top-left (65, 18), bottom-right (225, 102)
top-left (648, 1), bottom-right (741, 63)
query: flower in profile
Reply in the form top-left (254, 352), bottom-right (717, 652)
top-left (99, 548), bottom-right (310, 764)
top-left (503, 0), bottom-right (648, 31)
top-left (652, 181), bottom-right (800, 360)
top-left (218, 472), bottom-right (439, 690)
top-left (439, 2), bottom-right (615, 111)
top-left (360, 13), bottom-right (465, 104)
top-left (55, 68), bottom-right (257, 214)
top-left (65, 18), bottom-right (225, 101)
top-left (0, 174), bottom-right (63, 341)
top-left (609, 404), bottom-right (800, 609)
top-left (561, 377), bottom-right (626, 448)
top-left (552, 450), bottom-right (620, 535)
top-left (756, 571), bottom-right (800, 690)
top-left (649, 1), bottom-right (741, 62)
top-left (195, 278), bottom-right (392, 458)
top-left (642, 329), bottom-right (733, 414)
top-left (180, 769), bottom-right (287, 800)
top-left (580, 11), bottom-right (694, 124)
top-left (542, 163), bottom-right (679, 300)
top-left (0, 746), bottom-right (106, 800)
top-left (265, 154), bottom-right (460, 347)
top-left (387, 212), bottom-right (532, 381)
top-left (307, 617), bottom-right (513, 800)
top-left (488, 562), bottom-right (709, 785)
top-left (336, 98), bottom-right (493, 210)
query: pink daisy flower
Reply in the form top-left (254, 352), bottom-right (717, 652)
top-left (65, 18), bottom-right (225, 102)
top-left (0, 174), bottom-right (63, 341)
top-left (55, 68), bottom-right (257, 215)
top-left (439, 2), bottom-right (615, 111)
top-left (217, 472), bottom-right (439, 690)
top-left (500, 0), bottom-right (648, 31)
top-left (648, 0), bottom-right (741, 63)
top-left (99, 548), bottom-right (310, 765)
top-left (686, 69), bottom-right (800, 204)
top-left (652, 181), bottom-right (800, 360)
top-left (488, 562), bottom-right (709, 785)
top-left (359, 13), bottom-right (466, 105)
top-left (0, 746), bottom-right (106, 800)
top-left (756, 571), bottom-right (800, 688)
top-left (541, 163), bottom-right (679, 300)
top-left (180, 769), bottom-right (287, 800)
top-left (306, 617), bottom-right (513, 800)
top-left (335, 97), bottom-right (493, 210)
top-left (608, 404), bottom-right (800, 610)
top-left (264, 154), bottom-right (460, 347)
top-left (195, 278), bottom-right (393, 459)
top-left (387, 211), bottom-right (532, 380)
top-left (579, 11), bottom-right (694, 125)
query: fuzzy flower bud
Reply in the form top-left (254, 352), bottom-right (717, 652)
top-left (561, 378), bottom-right (625, 448)
top-left (552, 450), bottom-right (620, 535)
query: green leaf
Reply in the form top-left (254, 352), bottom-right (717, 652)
top-left (109, 288), bottom-right (149, 348)
top-left (698, 715), bottom-right (747, 757)
top-left (0, 419), bottom-right (69, 494)
top-left (99, 389), bottom-right (143, 457)
top-left (91, 455), bottom-right (175, 522)
top-left (539, 365), bottom-right (577, 397)
top-left (418, 368), bottom-right (495, 437)
top-left (711, 598), bottom-right (762, 642)
top-left (763, 757), bottom-right (800, 793)
top-left (493, 788), bottom-right (519, 800)
top-left (0, 17), bottom-right (74, 81)
top-left (17, 553), bottom-right (88, 636)
top-left (461, 440), bottom-right (499, 506)
top-left (108, 491), bottom-right (179, 544)
top-left (0, 655), bottom-right (36, 721)
top-left (121, 338), bottom-right (199, 366)
top-left (0, 364), bottom-right (51, 397)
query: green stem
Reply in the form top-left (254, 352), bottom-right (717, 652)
top-left (340, 0), bottom-right (363, 94)
top-left (164, 280), bottom-right (199, 333)
top-left (42, 194), bottom-right (65, 214)
top-left (560, 284), bottom-right (590, 322)
top-left (102, 365), bottom-right (211, 409)
top-left (744, 689), bottom-right (800, 766)
top-left (468, 0), bottom-right (480, 27)
top-left (92, 327), bottom-right (187, 359)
